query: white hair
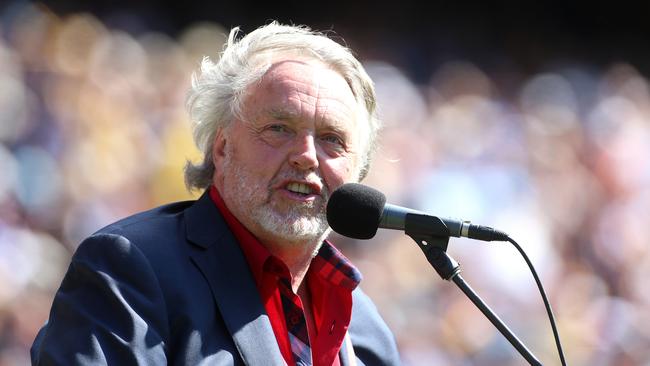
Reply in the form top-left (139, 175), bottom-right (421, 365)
top-left (184, 22), bottom-right (380, 191)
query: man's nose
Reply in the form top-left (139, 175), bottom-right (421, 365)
top-left (289, 133), bottom-right (319, 170)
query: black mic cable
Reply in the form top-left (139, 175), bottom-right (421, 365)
top-left (505, 235), bottom-right (567, 366)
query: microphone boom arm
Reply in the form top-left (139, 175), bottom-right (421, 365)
top-left (404, 214), bottom-right (543, 366)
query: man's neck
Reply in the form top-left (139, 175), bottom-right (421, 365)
top-left (262, 238), bottom-right (323, 293)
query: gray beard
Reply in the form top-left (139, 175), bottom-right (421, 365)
top-left (222, 153), bottom-right (331, 246)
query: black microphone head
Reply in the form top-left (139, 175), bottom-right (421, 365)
top-left (327, 183), bottom-right (386, 239)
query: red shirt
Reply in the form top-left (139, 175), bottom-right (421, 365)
top-left (209, 186), bottom-right (362, 366)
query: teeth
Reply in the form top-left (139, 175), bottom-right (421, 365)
top-left (287, 182), bottom-right (312, 195)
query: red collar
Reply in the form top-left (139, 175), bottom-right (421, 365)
top-left (208, 186), bottom-right (290, 287)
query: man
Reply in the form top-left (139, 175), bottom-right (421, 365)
top-left (31, 23), bottom-right (400, 365)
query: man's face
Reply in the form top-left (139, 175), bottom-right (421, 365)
top-left (212, 59), bottom-right (363, 245)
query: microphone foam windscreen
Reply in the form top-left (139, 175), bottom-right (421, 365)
top-left (326, 183), bottom-right (386, 239)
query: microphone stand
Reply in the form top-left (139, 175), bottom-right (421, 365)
top-left (405, 214), bottom-right (543, 366)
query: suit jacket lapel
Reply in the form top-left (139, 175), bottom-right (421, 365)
top-left (185, 191), bottom-right (285, 365)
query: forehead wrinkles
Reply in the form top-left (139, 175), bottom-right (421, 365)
top-left (261, 65), bottom-right (356, 124)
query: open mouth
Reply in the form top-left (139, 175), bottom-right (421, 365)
top-left (286, 182), bottom-right (314, 196)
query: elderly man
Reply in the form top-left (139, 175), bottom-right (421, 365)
top-left (31, 23), bottom-right (400, 365)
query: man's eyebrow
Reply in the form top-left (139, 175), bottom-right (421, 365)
top-left (262, 107), bottom-right (351, 128)
top-left (266, 107), bottom-right (299, 120)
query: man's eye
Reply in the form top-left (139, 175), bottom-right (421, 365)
top-left (258, 124), bottom-right (293, 147)
top-left (321, 134), bottom-right (344, 146)
top-left (268, 124), bottom-right (289, 133)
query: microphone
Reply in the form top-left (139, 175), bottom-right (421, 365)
top-left (326, 183), bottom-right (509, 241)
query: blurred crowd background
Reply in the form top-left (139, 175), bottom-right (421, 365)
top-left (1, 1), bottom-right (650, 365)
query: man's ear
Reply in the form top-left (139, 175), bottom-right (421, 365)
top-left (212, 127), bottom-right (227, 169)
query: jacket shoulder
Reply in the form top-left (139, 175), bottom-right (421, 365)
top-left (95, 200), bottom-right (195, 235)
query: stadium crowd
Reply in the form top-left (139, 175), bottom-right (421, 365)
top-left (1, 3), bottom-right (649, 365)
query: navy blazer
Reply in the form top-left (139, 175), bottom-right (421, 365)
top-left (31, 191), bottom-right (401, 365)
